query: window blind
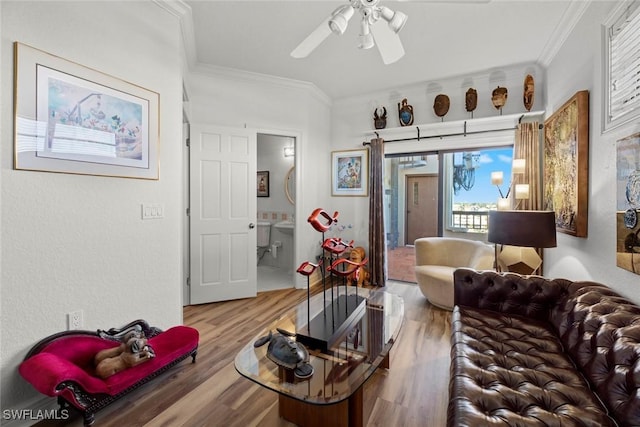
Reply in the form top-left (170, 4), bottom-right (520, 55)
top-left (608, 2), bottom-right (640, 127)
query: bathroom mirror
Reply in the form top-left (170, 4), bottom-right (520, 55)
top-left (285, 166), bottom-right (295, 205)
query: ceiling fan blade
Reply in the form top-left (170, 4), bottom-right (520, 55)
top-left (371, 20), bottom-right (405, 65)
top-left (291, 16), bottom-right (333, 59)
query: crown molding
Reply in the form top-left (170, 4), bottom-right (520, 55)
top-left (153, 0), bottom-right (331, 106)
top-left (191, 63), bottom-right (332, 106)
top-left (153, 0), bottom-right (197, 70)
top-left (537, 0), bottom-right (592, 67)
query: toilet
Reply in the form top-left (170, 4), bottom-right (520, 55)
top-left (256, 222), bottom-right (271, 264)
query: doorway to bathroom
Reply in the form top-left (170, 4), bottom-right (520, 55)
top-left (256, 133), bottom-right (296, 292)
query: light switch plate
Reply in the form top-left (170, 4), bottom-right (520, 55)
top-left (142, 203), bottom-right (164, 220)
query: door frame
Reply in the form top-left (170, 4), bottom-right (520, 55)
top-left (184, 126), bottom-right (304, 305)
top-left (254, 127), bottom-right (303, 289)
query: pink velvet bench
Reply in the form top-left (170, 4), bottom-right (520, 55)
top-left (19, 319), bottom-right (199, 426)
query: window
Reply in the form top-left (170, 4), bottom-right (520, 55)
top-left (604, 1), bottom-right (640, 131)
top-left (444, 146), bottom-right (514, 233)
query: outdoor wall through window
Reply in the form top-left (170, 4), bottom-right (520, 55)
top-left (384, 145), bottom-right (514, 283)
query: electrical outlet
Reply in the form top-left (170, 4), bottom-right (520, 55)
top-left (67, 310), bottom-right (83, 330)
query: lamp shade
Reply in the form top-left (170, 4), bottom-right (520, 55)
top-left (488, 210), bottom-right (557, 248)
top-left (491, 171), bottom-right (504, 185)
top-left (512, 158), bottom-right (526, 174)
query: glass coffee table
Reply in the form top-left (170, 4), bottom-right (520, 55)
top-left (234, 286), bottom-right (404, 427)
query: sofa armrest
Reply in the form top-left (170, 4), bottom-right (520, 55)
top-left (19, 352), bottom-right (109, 397)
top-left (414, 238), bottom-right (439, 266)
top-left (468, 246), bottom-right (494, 270)
top-left (453, 268), bottom-right (573, 323)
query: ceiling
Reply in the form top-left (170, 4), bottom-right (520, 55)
top-left (184, 0), bottom-right (580, 100)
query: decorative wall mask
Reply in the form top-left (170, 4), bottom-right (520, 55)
top-left (465, 88), bottom-right (478, 113)
top-left (397, 98), bottom-right (414, 126)
top-left (373, 106), bottom-right (387, 129)
top-left (433, 94), bottom-right (450, 118)
top-left (523, 74), bottom-right (535, 111)
top-left (491, 86), bottom-right (508, 110)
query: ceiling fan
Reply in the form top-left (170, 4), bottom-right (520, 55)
top-left (290, 0), bottom-right (491, 65)
top-left (291, 0), bottom-right (408, 65)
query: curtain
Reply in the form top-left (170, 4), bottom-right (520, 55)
top-left (514, 122), bottom-right (542, 210)
top-left (514, 121), bottom-right (544, 271)
top-left (368, 138), bottom-right (386, 287)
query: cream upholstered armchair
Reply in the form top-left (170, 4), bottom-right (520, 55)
top-left (414, 237), bottom-right (494, 310)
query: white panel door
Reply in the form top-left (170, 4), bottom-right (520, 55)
top-left (190, 124), bottom-right (257, 304)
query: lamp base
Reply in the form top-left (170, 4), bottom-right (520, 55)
top-left (497, 245), bottom-right (542, 275)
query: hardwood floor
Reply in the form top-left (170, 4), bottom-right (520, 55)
top-left (36, 282), bottom-right (451, 427)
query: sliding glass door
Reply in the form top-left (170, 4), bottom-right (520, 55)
top-left (385, 146), bottom-right (513, 283)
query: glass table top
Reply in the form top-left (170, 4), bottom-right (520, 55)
top-left (234, 286), bottom-right (404, 405)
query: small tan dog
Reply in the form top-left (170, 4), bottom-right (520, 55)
top-left (347, 246), bottom-right (370, 287)
top-left (94, 330), bottom-right (155, 379)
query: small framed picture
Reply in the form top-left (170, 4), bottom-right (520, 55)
top-left (332, 149), bottom-right (369, 197)
top-left (257, 171), bottom-right (269, 197)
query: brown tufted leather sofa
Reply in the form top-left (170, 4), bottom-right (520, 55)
top-left (449, 268), bottom-right (640, 427)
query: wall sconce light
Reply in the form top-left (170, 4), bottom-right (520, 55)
top-left (284, 146), bottom-right (295, 157)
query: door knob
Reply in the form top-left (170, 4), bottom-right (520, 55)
top-left (249, 223), bottom-right (255, 229)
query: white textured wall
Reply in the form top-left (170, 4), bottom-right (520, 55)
top-left (544, 1), bottom-right (640, 297)
top-left (1, 0), bottom-right (184, 412)
top-left (329, 63), bottom-right (546, 254)
top-left (187, 69), bottom-right (332, 288)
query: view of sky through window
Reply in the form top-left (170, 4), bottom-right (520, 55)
top-left (454, 147), bottom-right (513, 204)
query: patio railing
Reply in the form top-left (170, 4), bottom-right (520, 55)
top-left (450, 210), bottom-right (489, 232)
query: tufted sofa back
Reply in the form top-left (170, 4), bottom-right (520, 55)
top-left (453, 268), bottom-right (640, 425)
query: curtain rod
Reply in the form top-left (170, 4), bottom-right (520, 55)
top-left (362, 116), bottom-right (543, 146)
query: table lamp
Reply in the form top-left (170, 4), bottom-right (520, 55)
top-left (488, 210), bottom-right (557, 274)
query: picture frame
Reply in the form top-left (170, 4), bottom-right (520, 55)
top-left (332, 149), bottom-right (369, 197)
top-left (13, 42), bottom-right (159, 180)
top-left (257, 171), bottom-right (269, 197)
top-left (543, 90), bottom-right (589, 237)
top-left (616, 132), bottom-right (640, 274)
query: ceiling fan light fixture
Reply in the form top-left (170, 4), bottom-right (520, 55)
top-left (379, 6), bottom-right (407, 34)
top-left (329, 5), bottom-right (355, 35)
top-left (358, 19), bottom-right (375, 49)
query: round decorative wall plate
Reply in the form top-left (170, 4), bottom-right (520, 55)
top-left (624, 208), bottom-right (638, 229)
top-left (626, 170), bottom-right (640, 207)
